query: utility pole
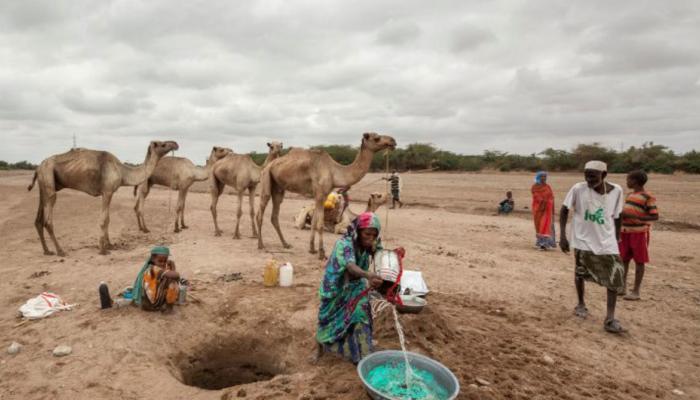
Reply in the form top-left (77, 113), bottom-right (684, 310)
top-left (72, 134), bottom-right (77, 149)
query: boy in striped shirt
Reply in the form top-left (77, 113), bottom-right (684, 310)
top-left (619, 170), bottom-right (659, 301)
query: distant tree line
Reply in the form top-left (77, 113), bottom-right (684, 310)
top-left (4, 142), bottom-right (699, 174)
top-left (251, 142), bottom-right (699, 174)
top-left (0, 160), bottom-right (37, 170)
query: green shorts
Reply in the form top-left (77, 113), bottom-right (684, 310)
top-left (575, 249), bottom-right (625, 291)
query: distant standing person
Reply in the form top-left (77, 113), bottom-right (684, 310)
top-left (560, 161), bottom-right (626, 334)
top-left (498, 191), bottom-right (515, 215)
top-left (531, 171), bottom-right (556, 250)
top-left (383, 170), bottom-right (403, 209)
top-left (619, 170), bottom-right (658, 300)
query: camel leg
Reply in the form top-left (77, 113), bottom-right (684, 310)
top-left (34, 190), bottom-right (52, 255)
top-left (210, 179), bottom-right (224, 236)
top-left (308, 203), bottom-right (319, 254)
top-left (233, 191), bottom-right (243, 239)
top-left (248, 186), bottom-right (258, 238)
top-left (174, 188), bottom-right (186, 233)
top-left (99, 192), bottom-right (114, 255)
top-left (180, 189), bottom-right (189, 229)
top-left (43, 190), bottom-right (66, 257)
top-left (271, 190), bottom-right (291, 249)
top-left (309, 197), bottom-right (326, 258)
top-left (135, 184), bottom-right (151, 233)
top-left (256, 191), bottom-right (270, 249)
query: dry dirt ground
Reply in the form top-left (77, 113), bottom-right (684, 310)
top-left (0, 170), bottom-right (698, 400)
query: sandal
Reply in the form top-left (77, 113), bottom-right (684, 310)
top-left (604, 318), bottom-right (625, 334)
top-left (574, 305), bottom-right (589, 318)
top-left (623, 293), bottom-right (641, 301)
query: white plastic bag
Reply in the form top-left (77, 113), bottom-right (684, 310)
top-left (400, 270), bottom-right (429, 296)
top-left (18, 292), bottom-right (74, 320)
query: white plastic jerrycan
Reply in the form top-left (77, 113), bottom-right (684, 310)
top-left (279, 262), bottom-right (294, 287)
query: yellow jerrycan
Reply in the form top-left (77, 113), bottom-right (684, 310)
top-left (263, 259), bottom-right (279, 287)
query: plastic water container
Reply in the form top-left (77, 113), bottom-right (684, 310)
top-left (263, 259), bottom-right (279, 287)
top-left (178, 285), bottom-right (187, 304)
top-left (279, 262), bottom-right (294, 287)
top-left (375, 250), bottom-right (400, 283)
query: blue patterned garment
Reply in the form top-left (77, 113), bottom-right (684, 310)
top-left (316, 212), bottom-right (382, 364)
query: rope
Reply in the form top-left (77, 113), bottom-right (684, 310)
top-left (346, 176), bottom-right (384, 191)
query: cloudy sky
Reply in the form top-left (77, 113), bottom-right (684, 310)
top-left (1, 0), bottom-right (699, 164)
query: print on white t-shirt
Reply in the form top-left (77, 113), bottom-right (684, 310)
top-left (562, 181), bottom-right (623, 255)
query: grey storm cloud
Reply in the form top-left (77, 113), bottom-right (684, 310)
top-left (0, 0), bottom-right (699, 165)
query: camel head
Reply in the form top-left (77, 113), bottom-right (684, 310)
top-left (361, 132), bottom-right (396, 153)
top-left (148, 140), bottom-right (179, 161)
top-left (267, 141), bottom-right (284, 157)
top-left (210, 146), bottom-right (233, 162)
top-left (368, 192), bottom-right (389, 212)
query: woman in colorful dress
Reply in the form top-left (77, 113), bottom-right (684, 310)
top-left (314, 212), bottom-right (384, 364)
top-left (532, 171), bottom-right (557, 250)
top-left (132, 246), bottom-right (180, 311)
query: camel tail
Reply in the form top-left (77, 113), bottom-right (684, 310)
top-left (133, 185), bottom-right (137, 197)
top-left (27, 171), bottom-right (37, 191)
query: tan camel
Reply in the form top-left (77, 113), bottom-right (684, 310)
top-left (133, 146), bottom-right (233, 233)
top-left (210, 142), bottom-right (283, 239)
top-left (28, 141), bottom-right (179, 256)
top-left (256, 132), bottom-right (396, 259)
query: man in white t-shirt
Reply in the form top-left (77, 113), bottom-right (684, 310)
top-left (560, 160), bottom-right (626, 334)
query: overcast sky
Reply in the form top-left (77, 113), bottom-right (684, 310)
top-left (1, 0), bottom-right (699, 164)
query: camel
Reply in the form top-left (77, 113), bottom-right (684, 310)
top-left (256, 132), bottom-right (397, 259)
top-left (133, 146), bottom-right (233, 233)
top-left (210, 142), bottom-right (284, 239)
top-left (28, 141), bottom-right (179, 256)
top-left (294, 191), bottom-right (389, 234)
top-left (337, 192), bottom-right (389, 232)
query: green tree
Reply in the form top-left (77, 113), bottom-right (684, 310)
top-left (540, 148), bottom-right (577, 171)
top-left (571, 143), bottom-right (617, 169)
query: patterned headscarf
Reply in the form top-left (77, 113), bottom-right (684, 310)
top-left (132, 246), bottom-right (170, 305)
top-left (344, 212), bottom-right (382, 253)
top-left (534, 171), bottom-right (547, 184)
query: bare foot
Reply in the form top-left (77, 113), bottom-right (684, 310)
top-left (309, 343), bottom-right (323, 364)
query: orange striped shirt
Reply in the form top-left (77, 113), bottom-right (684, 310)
top-left (621, 191), bottom-right (658, 233)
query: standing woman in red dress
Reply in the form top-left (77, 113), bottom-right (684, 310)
top-left (532, 171), bottom-right (556, 250)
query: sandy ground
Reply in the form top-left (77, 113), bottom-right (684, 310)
top-left (0, 170), bottom-right (698, 400)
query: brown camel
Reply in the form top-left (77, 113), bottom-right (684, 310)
top-left (256, 132), bottom-right (396, 259)
top-left (28, 141), bottom-right (179, 256)
top-left (133, 146), bottom-right (233, 233)
top-left (210, 142), bottom-right (284, 239)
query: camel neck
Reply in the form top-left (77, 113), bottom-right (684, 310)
top-left (120, 150), bottom-right (158, 186)
top-left (192, 164), bottom-right (211, 181)
top-left (262, 152), bottom-right (278, 168)
top-left (332, 144), bottom-right (375, 187)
